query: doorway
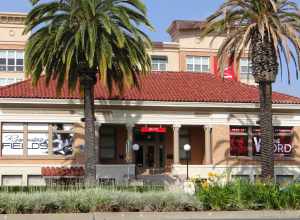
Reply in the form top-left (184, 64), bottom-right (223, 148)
top-left (134, 128), bottom-right (166, 173)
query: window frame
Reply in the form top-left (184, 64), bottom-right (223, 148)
top-left (239, 58), bottom-right (253, 80)
top-left (186, 56), bottom-right (210, 73)
top-left (0, 50), bottom-right (24, 73)
top-left (151, 55), bottom-right (168, 71)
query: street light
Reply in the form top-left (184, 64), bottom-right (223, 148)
top-left (184, 144), bottom-right (191, 180)
top-left (132, 144), bottom-right (140, 179)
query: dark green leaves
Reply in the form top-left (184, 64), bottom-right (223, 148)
top-left (25, 0), bottom-right (153, 94)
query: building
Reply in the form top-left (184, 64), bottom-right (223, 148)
top-left (0, 13), bottom-right (28, 87)
top-left (0, 73), bottom-right (300, 186)
top-left (150, 20), bottom-right (253, 84)
top-left (0, 13), bottom-right (298, 186)
top-left (0, 14), bottom-right (252, 87)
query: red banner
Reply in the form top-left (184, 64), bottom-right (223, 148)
top-left (213, 56), bottom-right (235, 80)
top-left (140, 127), bottom-right (166, 133)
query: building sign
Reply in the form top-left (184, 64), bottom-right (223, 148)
top-left (1, 123), bottom-right (74, 156)
top-left (230, 126), bottom-right (294, 157)
top-left (28, 133), bottom-right (48, 155)
top-left (140, 127), bottom-right (166, 133)
top-left (2, 132), bottom-right (24, 155)
top-left (252, 127), bottom-right (293, 156)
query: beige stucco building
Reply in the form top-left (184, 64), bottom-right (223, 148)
top-left (0, 13), bottom-right (298, 186)
top-left (0, 13), bottom-right (253, 87)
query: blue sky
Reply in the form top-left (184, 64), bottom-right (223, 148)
top-left (2, 0), bottom-right (300, 97)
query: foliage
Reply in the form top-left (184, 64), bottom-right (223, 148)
top-left (0, 187), bottom-right (201, 214)
top-left (200, 0), bottom-right (300, 82)
top-left (197, 180), bottom-right (300, 210)
top-left (24, 0), bottom-right (153, 93)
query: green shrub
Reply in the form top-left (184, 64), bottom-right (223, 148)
top-left (196, 180), bottom-right (300, 211)
top-left (0, 187), bottom-right (202, 214)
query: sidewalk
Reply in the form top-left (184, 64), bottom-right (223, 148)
top-left (1, 211), bottom-right (300, 220)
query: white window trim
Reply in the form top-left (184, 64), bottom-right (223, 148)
top-left (186, 56), bottom-right (210, 72)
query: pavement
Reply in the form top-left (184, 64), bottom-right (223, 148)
top-left (1, 211), bottom-right (300, 220)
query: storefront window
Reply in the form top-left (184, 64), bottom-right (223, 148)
top-left (100, 126), bottom-right (116, 159)
top-left (230, 126), bottom-right (294, 158)
top-left (28, 123), bottom-right (48, 156)
top-left (179, 127), bottom-right (191, 160)
top-left (230, 127), bottom-right (249, 156)
top-left (1, 123), bottom-right (74, 157)
top-left (1, 123), bottom-right (24, 155)
top-left (52, 123), bottom-right (74, 156)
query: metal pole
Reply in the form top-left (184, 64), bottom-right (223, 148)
top-left (186, 151), bottom-right (189, 180)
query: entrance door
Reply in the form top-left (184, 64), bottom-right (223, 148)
top-left (146, 145), bottom-right (155, 168)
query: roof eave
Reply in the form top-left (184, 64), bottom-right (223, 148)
top-left (0, 98), bottom-right (299, 110)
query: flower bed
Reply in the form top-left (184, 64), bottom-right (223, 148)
top-left (196, 180), bottom-right (300, 210)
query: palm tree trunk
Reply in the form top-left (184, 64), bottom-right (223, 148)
top-left (259, 81), bottom-right (274, 180)
top-left (83, 82), bottom-right (97, 185)
top-left (80, 69), bottom-right (97, 186)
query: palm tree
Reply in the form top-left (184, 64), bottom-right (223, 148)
top-left (25, 0), bottom-right (152, 185)
top-left (201, 0), bottom-right (300, 180)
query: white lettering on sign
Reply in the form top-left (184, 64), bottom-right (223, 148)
top-left (253, 137), bottom-right (293, 154)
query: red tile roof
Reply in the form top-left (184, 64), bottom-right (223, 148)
top-left (0, 72), bottom-right (299, 104)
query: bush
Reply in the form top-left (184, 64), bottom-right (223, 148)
top-left (0, 187), bottom-right (202, 214)
top-left (196, 180), bottom-right (300, 210)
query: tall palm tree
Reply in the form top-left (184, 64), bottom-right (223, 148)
top-left (25, 0), bottom-right (152, 185)
top-left (201, 0), bottom-right (300, 180)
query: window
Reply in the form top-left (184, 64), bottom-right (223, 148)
top-left (230, 126), bottom-right (294, 158)
top-left (1, 123), bottom-right (74, 157)
top-left (1, 123), bottom-right (24, 155)
top-left (0, 50), bottom-right (24, 72)
top-left (100, 126), bottom-right (116, 159)
top-left (179, 127), bottom-right (191, 160)
top-left (231, 175), bottom-right (250, 182)
top-left (186, 56), bottom-right (210, 72)
top-left (28, 123), bottom-right (49, 156)
top-left (240, 58), bottom-right (253, 80)
top-left (151, 56), bottom-right (167, 71)
top-left (27, 175), bottom-right (46, 186)
top-left (276, 175), bottom-right (294, 186)
top-left (0, 77), bottom-right (23, 86)
top-left (230, 127), bottom-right (249, 156)
top-left (2, 175), bottom-right (22, 186)
top-left (52, 123), bottom-right (74, 156)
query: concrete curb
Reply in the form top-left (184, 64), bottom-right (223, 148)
top-left (1, 211), bottom-right (300, 220)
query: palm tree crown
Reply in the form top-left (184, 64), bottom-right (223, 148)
top-left (201, 0), bottom-right (300, 180)
top-left (25, 0), bottom-right (153, 93)
top-left (201, 0), bottom-right (300, 83)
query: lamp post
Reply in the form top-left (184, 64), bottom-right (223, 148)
top-left (132, 144), bottom-right (140, 179)
top-left (184, 144), bottom-right (191, 180)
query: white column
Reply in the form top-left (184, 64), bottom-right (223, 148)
top-left (204, 125), bottom-right (212, 165)
top-left (173, 124), bottom-right (181, 164)
top-left (95, 122), bottom-right (101, 164)
top-left (126, 124), bottom-right (134, 163)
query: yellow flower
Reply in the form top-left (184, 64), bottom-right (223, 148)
top-left (201, 180), bottom-right (209, 189)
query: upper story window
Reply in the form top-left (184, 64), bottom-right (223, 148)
top-left (0, 77), bottom-right (23, 87)
top-left (186, 56), bottom-right (210, 72)
top-left (0, 50), bottom-right (24, 72)
top-left (240, 58), bottom-right (253, 80)
top-left (151, 55), bottom-right (167, 71)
